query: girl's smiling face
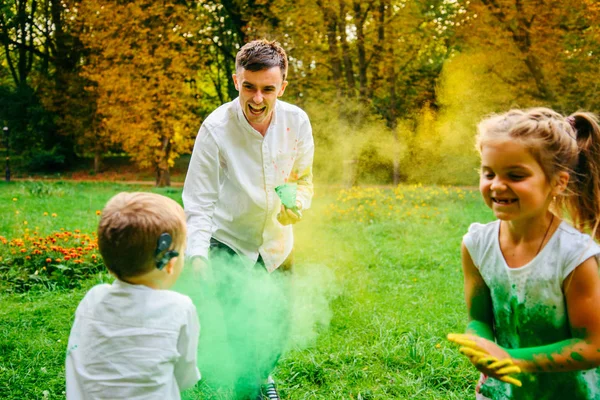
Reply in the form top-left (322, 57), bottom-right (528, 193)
top-left (479, 140), bottom-right (554, 222)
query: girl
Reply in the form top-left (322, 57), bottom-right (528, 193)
top-left (450, 108), bottom-right (600, 399)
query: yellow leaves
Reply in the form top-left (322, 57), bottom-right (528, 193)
top-left (78, 0), bottom-right (201, 183)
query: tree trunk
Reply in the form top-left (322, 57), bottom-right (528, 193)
top-left (156, 134), bottom-right (172, 187)
top-left (317, 1), bottom-right (343, 97)
top-left (388, 36), bottom-right (400, 185)
top-left (156, 166), bottom-right (171, 187)
top-left (343, 159), bottom-right (357, 188)
top-left (94, 151), bottom-right (102, 174)
top-left (353, 0), bottom-right (371, 101)
top-left (392, 123), bottom-right (400, 186)
top-left (338, 0), bottom-right (356, 97)
top-left (368, 0), bottom-right (386, 98)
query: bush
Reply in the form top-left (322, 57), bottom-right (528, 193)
top-left (24, 146), bottom-right (67, 172)
top-left (0, 230), bottom-right (105, 292)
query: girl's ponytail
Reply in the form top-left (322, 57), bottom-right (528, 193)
top-left (566, 112), bottom-right (600, 240)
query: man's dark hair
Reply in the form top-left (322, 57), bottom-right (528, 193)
top-left (235, 39), bottom-right (288, 81)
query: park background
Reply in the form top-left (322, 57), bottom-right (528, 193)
top-left (1, 0), bottom-right (600, 399)
top-left (2, 0), bottom-right (599, 186)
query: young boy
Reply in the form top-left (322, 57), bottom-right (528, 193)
top-left (66, 192), bottom-right (201, 399)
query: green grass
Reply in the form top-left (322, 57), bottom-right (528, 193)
top-left (0, 181), bottom-right (495, 399)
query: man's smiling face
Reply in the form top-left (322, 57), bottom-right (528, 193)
top-left (233, 66), bottom-right (288, 133)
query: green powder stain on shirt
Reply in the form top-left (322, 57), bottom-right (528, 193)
top-left (481, 285), bottom-right (598, 399)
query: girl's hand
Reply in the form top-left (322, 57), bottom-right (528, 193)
top-left (447, 333), bottom-right (522, 387)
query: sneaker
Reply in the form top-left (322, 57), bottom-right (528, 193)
top-left (261, 376), bottom-right (281, 400)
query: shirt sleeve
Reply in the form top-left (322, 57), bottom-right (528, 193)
top-left (182, 124), bottom-right (222, 259)
top-left (561, 232), bottom-right (600, 280)
top-left (293, 117), bottom-right (314, 210)
top-left (174, 301), bottom-right (201, 391)
top-left (463, 223), bottom-right (484, 269)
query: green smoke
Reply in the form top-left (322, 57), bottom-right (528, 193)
top-left (174, 251), bottom-right (338, 398)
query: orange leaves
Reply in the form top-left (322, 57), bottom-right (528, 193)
top-left (77, 0), bottom-right (202, 186)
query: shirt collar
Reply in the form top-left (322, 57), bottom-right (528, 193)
top-left (113, 278), bottom-right (154, 291)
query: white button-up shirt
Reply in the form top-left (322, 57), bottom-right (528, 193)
top-left (183, 98), bottom-right (314, 272)
top-left (66, 280), bottom-right (201, 400)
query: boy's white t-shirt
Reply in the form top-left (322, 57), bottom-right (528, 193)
top-left (66, 279), bottom-right (201, 400)
top-left (464, 220), bottom-right (600, 400)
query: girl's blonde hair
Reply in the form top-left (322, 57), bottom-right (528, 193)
top-left (476, 107), bottom-right (600, 240)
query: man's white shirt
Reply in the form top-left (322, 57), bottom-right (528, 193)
top-left (66, 280), bottom-right (200, 399)
top-left (183, 98), bottom-right (314, 272)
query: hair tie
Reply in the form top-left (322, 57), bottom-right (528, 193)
top-left (565, 116), bottom-right (577, 140)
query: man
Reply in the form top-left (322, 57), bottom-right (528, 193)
top-left (183, 39), bottom-right (314, 400)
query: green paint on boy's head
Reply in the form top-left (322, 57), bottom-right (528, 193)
top-left (571, 352), bottom-right (586, 362)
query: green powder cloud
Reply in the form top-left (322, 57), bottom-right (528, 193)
top-left (175, 252), bottom-right (338, 397)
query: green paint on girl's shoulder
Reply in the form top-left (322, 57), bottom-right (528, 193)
top-left (571, 352), bottom-right (586, 362)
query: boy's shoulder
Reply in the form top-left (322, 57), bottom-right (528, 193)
top-left (155, 288), bottom-right (196, 308)
top-left (78, 281), bottom-right (194, 310)
top-left (75, 281), bottom-right (196, 330)
top-left (78, 283), bottom-right (112, 304)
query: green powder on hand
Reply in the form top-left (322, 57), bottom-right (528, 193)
top-left (275, 183), bottom-right (300, 214)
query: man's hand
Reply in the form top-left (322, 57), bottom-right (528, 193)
top-left (190, 256), bottom-right (212, 280)
top-left (447, 333), bottom-right (522, 387)
top-left (277, 201), bottom-right (302, 225)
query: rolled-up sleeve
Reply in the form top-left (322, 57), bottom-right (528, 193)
top-left (182, 124), bottom-right (221, 259)
top-left (293, 118), bottom-right (314, 210)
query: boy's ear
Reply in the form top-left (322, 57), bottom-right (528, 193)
top-left (164, 257), bottom-right (178, 275)
top-left (552, 171), bottom-right (570, 195)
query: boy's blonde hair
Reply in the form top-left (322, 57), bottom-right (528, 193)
top-left (98, 192), bottom-right (186, 279)
top-left (477, 107), bottom-right (600, 240)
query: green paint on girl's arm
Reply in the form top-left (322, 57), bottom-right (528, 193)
top-left (466, 284), bottom-right (495, 341)
top-left (466, 320), bottom-right (495, 341)
top-left (506, 338), bottom-right (600, 372)
top-left (508, 339), bottom-right (575, 362)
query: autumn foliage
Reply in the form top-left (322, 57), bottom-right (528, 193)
top-left (1, 1), bottom-right (600, 185)
top-left (77, 1), bottom-right (202, 186)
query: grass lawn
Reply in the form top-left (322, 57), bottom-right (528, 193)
top-left (0, 181), bottom-right (494, 399)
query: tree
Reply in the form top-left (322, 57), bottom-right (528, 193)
top-left (258, 0), bottom-right (466, 184)
top-left (460, 0), bottom-right (600, 112)
top-left (0, 0), bottom-right (75, 170)
top-left (78, 0), bottom-right (202, 186)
